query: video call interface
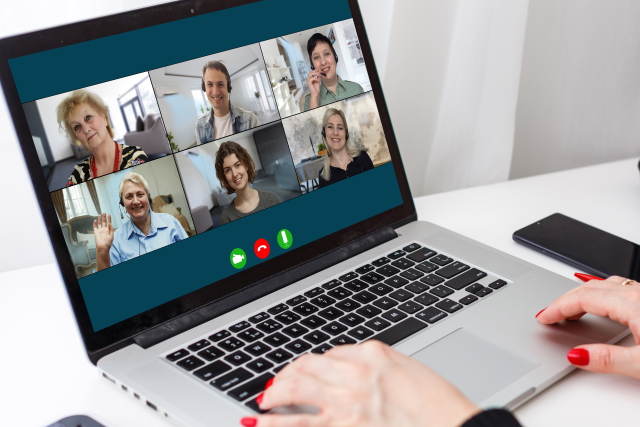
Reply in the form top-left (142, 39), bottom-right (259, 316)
top-left (17, 11), bottom-right (401, 330)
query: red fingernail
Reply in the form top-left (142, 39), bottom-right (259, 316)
top-left (255, 393), bottom-right (264, 404)
top-left (240, 417), bottom-right (257, 427)
top-left (265, 378), bottom-right (274, 389)
top-left (574, 273), bottom-right (604, 282)
top-left (567, 348), bottom-right (589, 366)
top-left (535, 308), bottom-right (546, 318)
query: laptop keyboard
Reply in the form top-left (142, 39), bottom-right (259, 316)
top-left (161, 242), bottom-right (510, 412)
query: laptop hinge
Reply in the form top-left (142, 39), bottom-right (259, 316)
top-left (131, 226), bottom-right (398, 350)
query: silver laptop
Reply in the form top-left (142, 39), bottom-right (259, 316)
top-left (0, 0), bottom-right (627, 425)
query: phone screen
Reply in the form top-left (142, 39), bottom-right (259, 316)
top-left (513, 213), bottom-right (640, 280)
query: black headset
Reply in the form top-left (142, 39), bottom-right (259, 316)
top-left (310, 48), bottom-right (339, 71)
top-left (201, 76), bottom-right (232, 93)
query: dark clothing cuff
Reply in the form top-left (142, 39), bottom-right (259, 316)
top-left (461, 408), bottom-right (522, 427)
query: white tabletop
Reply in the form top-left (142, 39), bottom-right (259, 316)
top-left (2, 157), bottom-right (639, 427)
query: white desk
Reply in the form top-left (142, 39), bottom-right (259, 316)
top-left (2, 158), bottom-right (639, 427)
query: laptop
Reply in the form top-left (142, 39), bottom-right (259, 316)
top-left (0, 0), bottom-right (628, 424)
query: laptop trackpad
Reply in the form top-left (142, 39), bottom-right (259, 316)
top-left (411, 328), bottom-right (539, 403)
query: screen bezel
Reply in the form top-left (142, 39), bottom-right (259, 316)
top-left (0, 0), bottom-right (416, 359)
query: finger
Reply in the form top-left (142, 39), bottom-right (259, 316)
top-left (568, 344), bottom-right (640, 379)
top-left (253, 413), bottom-right (323, 427)
top-left (276, 352), bottom-right (361, 385)
top-left (260, 373), bottom-right (330, 411)
top-left (107, 214), bottom-right (113, 231)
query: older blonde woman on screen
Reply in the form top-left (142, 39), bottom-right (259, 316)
top-left (56, 90), bottom-right (148, 186)
top-left (317, 108), bottom-right (373, 189)
top-left (93, 172), bottom-right (187, 271)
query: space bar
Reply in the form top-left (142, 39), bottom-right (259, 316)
top-left (367, 317), bottom-right (428, 346)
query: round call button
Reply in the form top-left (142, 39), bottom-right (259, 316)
top-left (254, 238), bottom-right (271, 259)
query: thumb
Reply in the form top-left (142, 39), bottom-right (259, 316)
top-left (567, 344), bottom-right (640, 379)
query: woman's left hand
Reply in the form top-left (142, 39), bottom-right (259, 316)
top-left (247, 340), bottom-right (479, 427)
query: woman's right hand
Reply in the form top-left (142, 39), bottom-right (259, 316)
top-left (93, 213), bottom-right (114, 252)
top-left (306, 70), bottom-right (322, 100)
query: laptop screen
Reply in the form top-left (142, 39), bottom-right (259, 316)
top-left (6, 0), bottom-right (406, 335)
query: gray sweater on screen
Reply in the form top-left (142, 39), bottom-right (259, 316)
top-left (220, 190), bottom-right (280, 225)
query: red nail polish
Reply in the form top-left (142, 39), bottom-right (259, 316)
top-left (567, 348), bottom-right (589, 366)
top-left (265, 378), bottom-right (274, 389)
top-left (574, 273), bottom-right (604, 282)
top-left (240, 417), bottom-right (257, 427)
top-left (535, 308), bottom-right (546, 318)
top-left (255, 393), bottom-right (264, 404)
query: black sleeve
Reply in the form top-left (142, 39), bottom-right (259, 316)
top-left (461, 409), bottom-right (522, 427)
top-left (359, 150), bottom-right (374, 171)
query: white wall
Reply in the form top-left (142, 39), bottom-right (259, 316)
top-left (36, 94), bottom-right (74, 162)
top-left (175, 153), bottom-right (214, 210)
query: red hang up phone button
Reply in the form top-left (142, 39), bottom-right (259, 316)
top-left (254, 238), bottom-right (270, 259)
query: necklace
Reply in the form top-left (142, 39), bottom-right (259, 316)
top-left (91, 141), bottom-right (120, 178)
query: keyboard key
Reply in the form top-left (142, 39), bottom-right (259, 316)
top-left (489, 279), bottom-right (507, 289)
top-left (265, 349), bottom-right (293, 364)
top-left (322, 321), bottom-right (348, 336)
top-left (318, 307), bottom-right (345, 321)
top-left (267, 304), bottom-right (288, 315)
top-left (403, 243), bottom-right (422, 253)
top-left (430, 255), bottom-right (453, 266)
top-left (224, 350), bottom-right (252, 366)
top-left (405, 281), bottom-right (429, 294)
top-left (372, 296), bottom-right (398, 310)
top-left (304, 287), bottom-right (324, 298)
top-left (303, 331), bottom-right (330, 345)
top-left (209, 330), bottom-right (231, 342)
top-left (300, 315), bottom-right (327, 329)
top-left (211, 368), bottom-right (253, 391)
top-left (330, 335), bottom-right (357, 346)
top-left (166, 349), bottom-right (189, 361)
top-left (219, 337), bottom-right (245, 352)
top-left (321, 279), bottom-right (342, 290)
top-left (445, 269), bottom-right (488, 290)
top-left (368, 317), bottom-right (428, 346)
top-left (188, 339), bottom-right (210, 352)
top-left (399, 268), bottom-right (424, 281)
top-left (416, 307), bottom-right (447, 324)
top-left (286, 295), bottom-right (307, 306)
top-left (228, 373), bottom-right (274, 402)
top-left (365, 317), bottom-right (391, 331)
top-left (285, 339), bottom-right (312, 354)
top-left (177, 356), bottom-right (205, 371)
top-left (382, 309), bottom-right (408, 323)
top-left (282, 324), bottom-right (309, 338)
top-left (391, 258), bottom-right (415, 270)
top-left (238, 328), bottom-right (264, 343)
top-left (311, 343), bottom-right (333, 354)
top-left (229, 321), bottom-right (251, 333)
top-left (263, 332), bottom-right (290, 347)
top-left (335, 298), bottom-right (361, 312)
top-left (356, 304), bottom-right (382, 319)
top-left (369, 284), bottom-right (394, 296)
top-left (245, 342), bottom-right (272, 357)
top-left (435, 261), bottom-right (469, 279)
top-left (420, 274), bottom-right (444, 286)
top-left (430, 285), bottom-right (454, 298)
top-left (293, 302), bottom-right (319, 316)
top-left (435, 298), bottom-right (463, 313)
top-left (327, 287), bottom-right (353, 300)
top-left (389, 289), bottom-right (412, 302)
top-left (465, 283), bottom-right (484, 294)
top-left (246, 358), bottom-right (274, 373)
top-left (248, 312), bottom-right (269, 324)
top-left (198, 346), bottom-right (225, 361)
top-left (361, 272), bottom-right (386, 284)
top-left (384, 276), bottom-right (409, 288)
top-left (406, 247), bottom-right (436, 262)
top-left (377, 265), bottom-right (401, 277)
top-left (348, 326), bottom-right (374, 340)
top-left (274, 311), bottom-right (301, 325)
top-left (309, 295), bottom-right (336, 308)
top-left (397, 300), bottom-right (424, 314)
top-left (339, 313), bottom-right (365, 327)
top-left (339, 272), bottom-right (358, 282)
top-left (355, 264), bottom-right (375, 274)
top-left (414, 293), bottom-right (439, 306)
top-left (352, 290), bottom-right (378, 304)
top-left (256, 319), bottom-right (283, 333)
top-left (194, 360), bottom-right (232, 381)
top-left (459, 294), bottom-right (478, 305)
top-left (344, 279), bottom-right (369, 292)
top-left (245, 398), bottom-right (268, 414)
top-left (387, 250), bottom-right (406, 260)
top-left (371, 257), bottom-right (391, 267)
top-left (476, 287), bottom-right (493, 297)
top-left (415, 262), bottom-right (439, 274)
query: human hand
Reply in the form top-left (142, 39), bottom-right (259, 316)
top-left (306, 70), bottom-right (322, 99)
top-left (244, 340), bottom-right (479, 427)
top-left (93, 213), bottom-right (114, 252)
top-left (537, 275), bottom-right (640, 378)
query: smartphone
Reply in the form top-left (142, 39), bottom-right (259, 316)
top-left (513, 213), bottom-right (640, 281)
top-left (47, 415), bottom-right (107, 427)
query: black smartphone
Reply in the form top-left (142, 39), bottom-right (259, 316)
top-left (47, 415), bottom-right (107, 427)
top-left (513, 213), bottom-right (640, 281)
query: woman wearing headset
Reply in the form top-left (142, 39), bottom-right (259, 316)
top-left (92, 172), bottom-right (188, 271)
top-left (318, 108), bottom-right (373, 189)
top-left (304, 33), bottom-right (364, 111)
